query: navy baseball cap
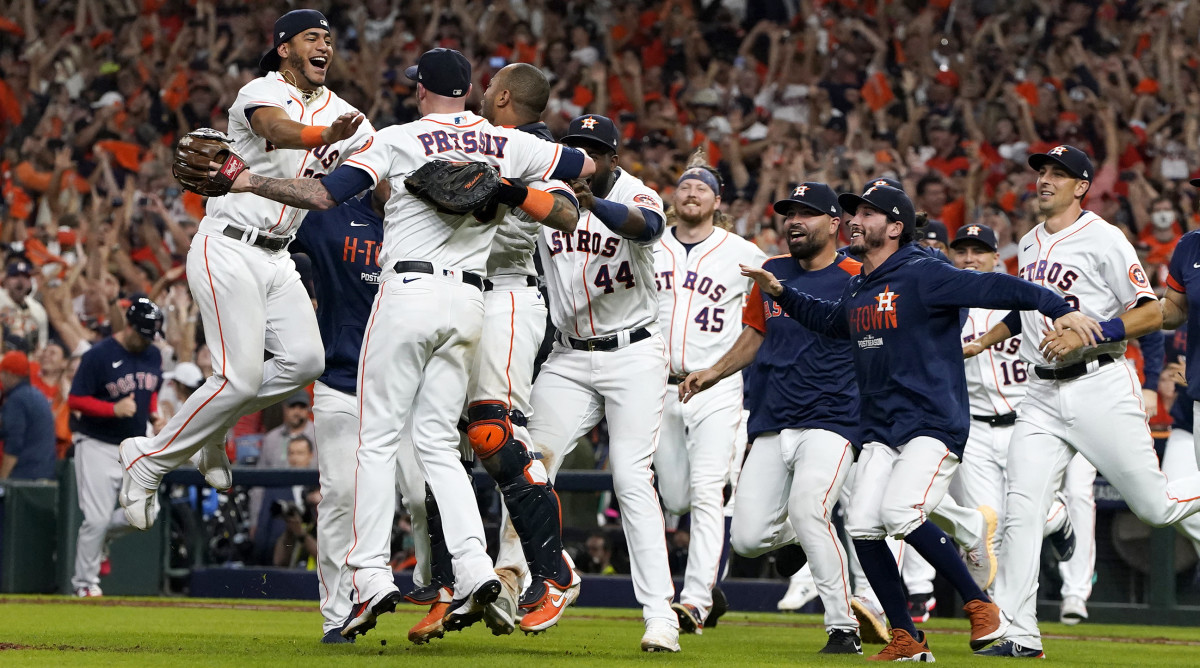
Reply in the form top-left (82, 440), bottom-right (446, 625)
top-left (405, 48), bottom-right (472, 98)
top-left (866, 176), bottom-right (904, 191)
top-left (838, 184), bottom-right (917, 229)
top-left (6, 260), bottom-right (31, 277)
top-left (561, 115), bottom-right (620, 155)
top-left (773, 182), bottom-right (842, 218)
top-left (921, 221), bottom-right (948, 245)
top-left (950, 223), bottom-right (999, 251)
top-left (1028, 144), bottom-right (1094, 181)
top-left (259, 10), bottom-right (331, 73)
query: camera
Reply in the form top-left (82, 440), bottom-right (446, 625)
top-left (270, 499), bottom-right (303, 518)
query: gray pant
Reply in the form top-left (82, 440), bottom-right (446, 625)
top-left (72, 435), bottom-right (137, 589)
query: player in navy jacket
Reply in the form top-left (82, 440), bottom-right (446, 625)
top-left (743, 184), bottom-right (1098, 661)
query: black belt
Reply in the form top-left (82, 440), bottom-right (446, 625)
top-left (483, 276), bottom-right (538, 291)
top-left (972, 412), bottom-right (1017, 426)
top-left (222, 225), bottom-right (291, 252)
top-left (563, 327), bottom-right (650, 352)
top-left (394, 260), bottom-right (483, 291)
top-left (668, 374), bottom-right (688, 385)
top-left (1033, 354), bottom-right (1116, 381)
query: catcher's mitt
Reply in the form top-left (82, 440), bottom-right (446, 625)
top-left (404, 160), bottom-right (501, 215)
top-left (173, 128), bottom-right (248, 197)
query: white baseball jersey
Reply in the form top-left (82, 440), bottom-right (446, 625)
top-left (209, 73), bottom-right (374, 236)
top-left (538, 169), bottom-right (665, 337)
top-left (486, 179), bottom-right (573, 279)
top-left (962, 307), bottom-right (1027, 416)
top-left (654, 227), bottom-right (765, 374)
top-left (1015, 210), bottom-right (1155, 366)
top-left (344, 111), bottom-right (579, 275)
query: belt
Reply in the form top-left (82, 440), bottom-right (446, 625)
top-left (668, 374), bottom-right (689, 385)
top-left (393, 260), bottom-right (483, 291)
top-left (1033, 354), bottom-right (1116, 382)
top-left (222, 225), bottom-right (291, 252)
top-left (972, 411), bottom-right (1017, 426)
top-left (483, 276), bottom-right (538, 291)
top-left (563, 327), bottom-right (650, 352)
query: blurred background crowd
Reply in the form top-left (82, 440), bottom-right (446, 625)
top-left (2, 0), bottom-right (1199, 573)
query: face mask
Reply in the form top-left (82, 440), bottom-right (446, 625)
top-left (1151, 210), bottom-right (1176, 229)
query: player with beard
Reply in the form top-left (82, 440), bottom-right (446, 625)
top-left (652, 159), bottom-right (765, 633)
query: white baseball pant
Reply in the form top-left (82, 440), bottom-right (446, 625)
top-left (846, 438), bottom-right (959, 541)
top-left (72, 436), bottom-right (136, 589)
top-left (346, 268), bottom-right (492, 607)
top-left (1057, 454), bottom-right (1097, 601)
top-left (997, 362), bottom-right (1200, 650)
top-left (496, 332), bottom-right (676, 624)
top-left (655, 375), bottom-right (742, 616)
top-left (123, 229), bottom-right (323, 488)
top-left (1165, 426), bottom-right (1200, 554)
top-left (312, 382), bottom-right (428, 634)
top-left (731, 428), bottom-right (856, 631)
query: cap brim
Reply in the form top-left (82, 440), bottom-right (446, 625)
top-left (259, 49), bottom-right (282, 73)
top-left (1028, 153), bottom-right (1088, 181)
top-left (1190, 178), bottom-right (1200, 187)
top-left (561, 134), bottom-right (616, 154)
top-left (949, 238), bottom-right (997, 251)
top-left (837, 193), bottom-right (867, 218)
top-left (404, 65), bottom-right (419, 82)
top-left (772, 200), bottom-right (826, 217)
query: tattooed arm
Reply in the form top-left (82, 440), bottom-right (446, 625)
top-left (542, 192), bottom-right (579, 233)
top-left (230, 172), bottom-right (338, 210)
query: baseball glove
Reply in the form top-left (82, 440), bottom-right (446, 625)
top-left (172, 128), bottom-right (248, 197)
top-left (404, 160), bottom-right (502, 215)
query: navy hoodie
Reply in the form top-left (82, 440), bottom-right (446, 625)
top-left (774, 244), bottom-right (1075, 455)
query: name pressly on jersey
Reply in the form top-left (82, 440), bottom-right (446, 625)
top-left (416, 129), bottom-right (509, 157)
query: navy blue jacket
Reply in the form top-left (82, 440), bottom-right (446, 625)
top-left (2, 380), bottom-right (55, 479)
top-left (744, 253), bottom-right (861, 445)
top-left (290, 194), bottom-right (382, 395)
top-left (70, 337), bottom-right (162, 443)
top-left (774, 244), bottom-right (1075, 455)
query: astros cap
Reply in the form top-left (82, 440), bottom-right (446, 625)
top-left (259, 10), bottom-right (330, 73)
top-left (773, 182), bottom-right (842, 218)
top-left (561, 115), bottom-right (620, 155)
top-left (838, 184), bottom-right (917, 230)
top-left (1028, 144), bottom-right (1094, 182)
top-left (866, 176), bottom-right (904, 191)
top-left (405, 48), bottom-right (472, 98)
top-left (921, 221), bottom-right (948, 245)
top-left (950, 223), bottom-right (999, 252)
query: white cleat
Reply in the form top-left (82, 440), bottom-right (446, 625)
top-left (189, 442), bottom-right (233, 490)
top-left (640, 617), bottom-right (681, 653)
top-left (118, 439), bottom-right (161, 530)
top-left (777, 571), bottom-right (820, 611)
top-left (1059, 596), bottom-right (1088, 625)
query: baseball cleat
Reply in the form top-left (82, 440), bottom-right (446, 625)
top-left (189, 442), bottom-right (232, 491)
top-left (908, 593), bottom-right (936, 624)
top-left (321, 629), bottom-right (354, 644)
top-left (118, 440), bottom-right (161, 531)
top-left (1059, 596), bottom-right (1087, 625)
top-left (963, 599), bottom-right (1010, 651)
top-left (777, 572), bottom-right (819, 612)
top-left (773, 543), bottom-right (806, 577)
top-left (405, 582), bottom-right (450, 606)
top-left (520, 569), bottom-right (581, 634)
top-left (852, 595), bottom-right (890, 645)
top-left (704, 585), bottom-right (727, 628)
top-left (640, 617), bottom-right (681, 653)
top-left (671, 602), bottom-right (704, 635)
top-left (820, 628), bottom-right (863, 655)
top-left (867, 628), bottom-right (934, 662)
top-left (73, 584), bottom-right (103, 598)
top-left (341, 589), bottom-right (402, 639)
top-left (974, 640), bottom-right (1045, 658)
top-left (443, 578), bottom-right (502, 632)
top-left (964, 505), bottom-right (999, 590)
top-left (408, 587), bottom-right (452, 644)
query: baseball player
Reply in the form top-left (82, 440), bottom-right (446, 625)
top-left (119, 9), bottom-right (373, 530)
top-left (680, 182), bottom-right (864, 653)
top-left (743, 183), bottom-right (1097, 661)
top-left (68, 298), bottom-right (164, 597)
top-left (653, 161), bottom-right (765, 633)
top-left (404, 63), bottom-right (585, 641)
top-left (970, 146), bottom-right (1200, 658)
top-left (493, 113), bottom-right (681, 652)
top-left (1155, 327), bottom-right (1200, 594)
top-left (224, 48), bottom-right (594, 639)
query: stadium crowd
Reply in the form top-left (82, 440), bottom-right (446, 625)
top-left (0, 0), bottom-right (1198, 567)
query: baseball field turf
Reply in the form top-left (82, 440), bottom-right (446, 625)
top-left (1, 596), bottom-right (1198, 666)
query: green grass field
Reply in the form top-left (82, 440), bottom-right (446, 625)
top-left (1, 597), bottom-right (1198, 666)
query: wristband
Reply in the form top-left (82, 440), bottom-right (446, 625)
top-left (589, 196), bottom-right (628, 232)
top-left (300, 125), bottom-right (330, 148)
top-left (517, 188), bottom-right (555, 222)
top-left (495, 181), bottom-right (528, 207)
top-left (1098, 317), bottom-right (1126, 343)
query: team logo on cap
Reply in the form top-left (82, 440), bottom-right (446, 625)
top-left (864, 186), bottom-right (878, 196)
top-left (581, 117), bottom-right (599, 130)
top-left (1049, 146), bottom-right (1068, 156)
top-left (793, 185), bottom-right (809, 197)
top-left (872, 180), bottom-right (889, 187)
top-left (966, 225), bottom-right (981, 236)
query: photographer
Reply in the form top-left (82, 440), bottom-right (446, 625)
top-left (273, 487), bottom-right (320, 569)
top-left (251, 435), bottom-right (318, 566)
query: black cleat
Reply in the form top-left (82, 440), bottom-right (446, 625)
top-left (444, 579), bottom-right (502, 632)
top-left (774, 543), bottom-right (806, 577)
top-left (975, 640), bottom-right (1045, 658)
top-left (1048, 516), bottom-right (1076, 562)
top-left (704, 585), bottom-right (727, 628)
top-left (404, 582), bottom-right (449, 606)
top-left (321, 629), bottom-right (354, 644)
top-left (341, 590), bottom-right (402, 639)
top-left (819, 628), bottom-right (863, 655)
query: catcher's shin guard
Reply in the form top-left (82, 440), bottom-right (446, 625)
top-left (424, 483), bottom-right (455, 590)
top-left (467, 402), bottom-right (570, 589)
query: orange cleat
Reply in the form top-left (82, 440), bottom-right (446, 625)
top-left (867, 628), bottom-right (935, 662)
top-left (407, 587), bottom-right (452, 645)
top-left (519, 570), bottom-right (581, 634)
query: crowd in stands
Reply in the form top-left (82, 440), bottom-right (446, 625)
top-left (2, 0), bottom-right (1200, 565)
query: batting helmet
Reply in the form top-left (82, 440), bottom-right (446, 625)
top-left (126, 297), bottom-right (164, 340)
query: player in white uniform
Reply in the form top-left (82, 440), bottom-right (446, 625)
top-left (118, 9), bottom-right (372, 530)
top-left (225, 48), bottom-right (594, 640)
top-left (493, 114), bottom-right (680, 652)
top-left (970, 145), bottom-right (1200, 658)
top-left (653, 162), bottom-right (765, 632)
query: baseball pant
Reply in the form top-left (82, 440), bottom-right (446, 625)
top-left (731, 427), bottom-right (856, 631)
top-left (346, 268), bottom-right (492, 607)
top-left (997, 363), bottom-right (1200, 650)
top-left (496, 331), bottom-right (676, 624)
top-left (1165, 427), bottom-right (1200, 554)
top-left (656, 375), bottom-right (743, 616)
top-left (846, 438), bottom-right (959, 541)
top-left (312, 382), bottom-right (428, 634)
top-left (955, 421), bottom-right (1014, 522)
top-left (72, 435), bottom-right (136, 589)
top-left (124, 229), bottom-right (323, 488)
top-left (1057, 454), bottom-right (1097, 601)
